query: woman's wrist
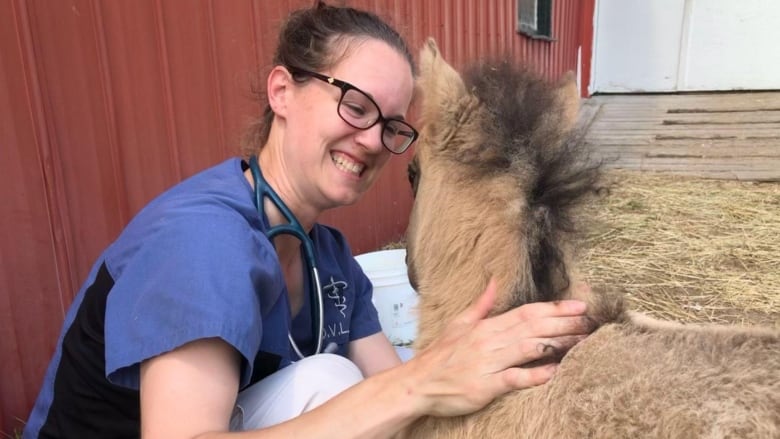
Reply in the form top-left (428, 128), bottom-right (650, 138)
top-left (362, 359), bottom-right (430, 431)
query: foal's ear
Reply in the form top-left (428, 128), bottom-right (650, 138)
top-left (556, 71), bottom-right (581, 132)
top-left (418, 38), bottom-right (467, 113)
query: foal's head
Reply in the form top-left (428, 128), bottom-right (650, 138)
top-left (406, 39), bottom-right (603, 348)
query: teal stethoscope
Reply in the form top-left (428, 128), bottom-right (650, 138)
top-left (249, 155), bottom-right (328, 359)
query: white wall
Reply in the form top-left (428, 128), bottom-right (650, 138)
top-left (592, 0), bottom-right (780, 93)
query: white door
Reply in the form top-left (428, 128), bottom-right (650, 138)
top-left (591, 0), bottom-right (780, 93)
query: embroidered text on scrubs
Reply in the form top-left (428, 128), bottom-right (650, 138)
top-left (324, 276), bottom-right (349, 318)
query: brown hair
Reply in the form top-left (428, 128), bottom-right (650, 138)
top-left (241, 1), bottom-right (415, 157)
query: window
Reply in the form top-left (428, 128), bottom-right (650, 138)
top-left (517, 0), bottom-right (553, 39)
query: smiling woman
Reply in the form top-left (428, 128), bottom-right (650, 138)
top-left (258, 36), bottom-right (415, 215)
top-left (22, 2), bottom-right (593, 439)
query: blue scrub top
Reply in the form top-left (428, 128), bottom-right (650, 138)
top-left (24, 158), bottom-right (382, 438)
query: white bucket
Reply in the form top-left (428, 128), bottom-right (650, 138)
top-left (354, 249), bottom-right (418, 346)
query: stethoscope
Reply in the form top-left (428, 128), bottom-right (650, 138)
top-left (249, 155), bottom-right (327, 359)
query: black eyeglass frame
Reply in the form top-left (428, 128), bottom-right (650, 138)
top-left (287, 66), bottom-right (419, 154)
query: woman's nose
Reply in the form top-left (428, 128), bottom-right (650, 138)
top-left (354, 122), bottom-right (386, 153)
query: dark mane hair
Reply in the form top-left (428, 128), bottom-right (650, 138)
top-left (461, 61), bottom-right (602, 303)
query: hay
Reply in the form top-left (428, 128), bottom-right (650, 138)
top-left (580, 170), bottom-right (780, 328)
top-left (383, 170), bottom-right (778, 327)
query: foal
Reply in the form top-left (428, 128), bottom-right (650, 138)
top-left (400, 39), bottom-right (780, 439)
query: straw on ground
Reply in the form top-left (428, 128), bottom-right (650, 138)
top-left (580, 170), bottom-right (779, 327)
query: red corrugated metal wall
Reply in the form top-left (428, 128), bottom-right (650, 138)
top-left (0, 0), bottom-right (593, 432)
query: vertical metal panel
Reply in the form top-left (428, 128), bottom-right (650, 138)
top-left (25, 0), bottom-right (127, 300)
top-left (0, 0), bottom-right (590, 432)
top-left (0, 1), bottom-right (66, 434)
top-left (371, 0), bottom-right (587, 79)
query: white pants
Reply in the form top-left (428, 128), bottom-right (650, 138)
top-left (229, 354), bottom-right (364, 431)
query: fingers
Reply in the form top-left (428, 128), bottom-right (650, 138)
top-left (459, 307), bottom-right (591, 378)
top-left (480, 299), bottom-right (591, 335)
top-left (410, 280), bottom-right (595, 418)
top-left (524, 335), bottom-right (588, 358)
top-left (442, 363), bottom-right (560, 418)
top-left (486, 335), bottom-right (587, 395)
top-left (500, 364), bottom-right (559, 390)
top-left (477, 333), bottom-right (587, 374)
top-left (542, 334), bottom-right (589, 354)
top-left (517, 335), bottom-right (588, 365)
top-left (457, 279), bottom-right (589, 331)
top-left (520, 315), bottom-right (595, 338)
top-left (479, 363), bottom-right (560, 401)
top-left (471, 316), bottom-right (591, 367)
top-left (516, 299), bottom-right (588, 319)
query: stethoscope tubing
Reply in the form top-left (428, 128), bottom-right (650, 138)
top-left (249, 155), bottom-right (325, 358)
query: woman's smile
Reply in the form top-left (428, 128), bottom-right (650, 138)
top-left (331, 151), bottom-right (366, 177)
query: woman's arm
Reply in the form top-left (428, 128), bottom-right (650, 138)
top-left (348, 332), bottom-right (402, 377)
top-left (140, 337), bottom-right (240, 438)
top-left (139, 337), bottom-right (417, 439)
top-left (140, 281), bottom-right (592, 438)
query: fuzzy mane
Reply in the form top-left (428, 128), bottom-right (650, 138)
top-left (458, 61), bottom-right (601, 303)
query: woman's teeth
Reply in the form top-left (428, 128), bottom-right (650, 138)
top-left (332, 153), bottom-right (365, 175)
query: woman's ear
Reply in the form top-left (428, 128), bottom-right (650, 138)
top-left (267, 65), bottom-right (292, 117)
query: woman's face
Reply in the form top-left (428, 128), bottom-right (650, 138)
top-left (282, 39), bottom-right (415, 210)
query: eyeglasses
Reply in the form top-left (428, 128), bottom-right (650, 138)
top-left (287, 67), bottom-right (418, 154)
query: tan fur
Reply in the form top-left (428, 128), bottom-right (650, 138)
top-left (556, 71), bottom-right (580, 131)
top-left (400, 39), bottom-right (780, 438)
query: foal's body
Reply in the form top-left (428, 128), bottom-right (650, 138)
top-left (400, 39), bottom-right (780, 438)
top-left (404, 318), bottom-right (780, 438)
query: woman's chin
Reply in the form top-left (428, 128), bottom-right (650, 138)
top-left (329, 193), bottom-right (362, 208)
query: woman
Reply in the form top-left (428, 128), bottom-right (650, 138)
top-left (24, 3), bottom-right (593, 438)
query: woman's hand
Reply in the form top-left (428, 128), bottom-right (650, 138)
top-left (404, 280), bottom-right (593, 417)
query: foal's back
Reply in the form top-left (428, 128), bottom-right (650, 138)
top-left (402, 318), bottom-right (780, 438)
